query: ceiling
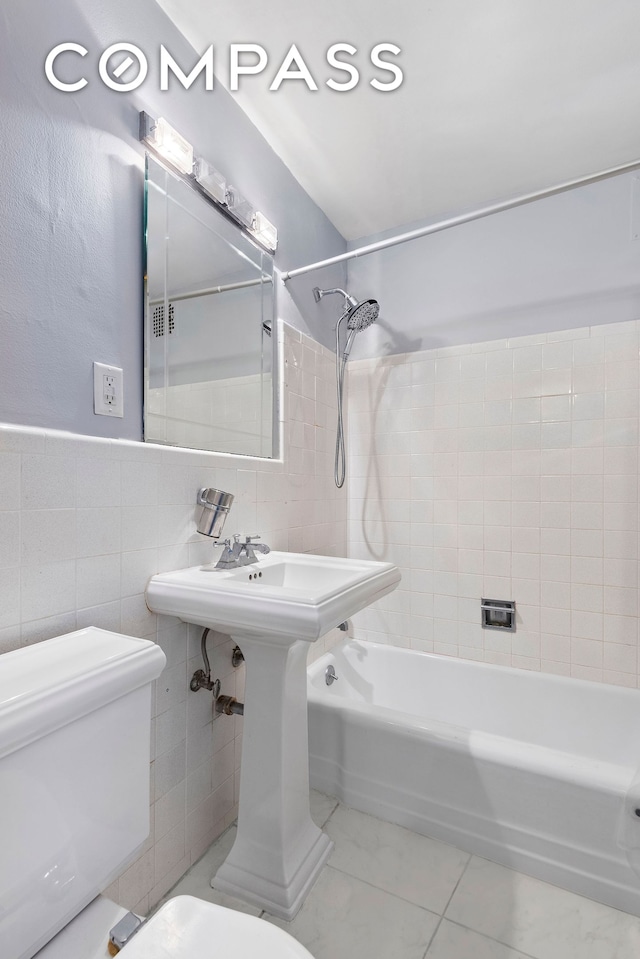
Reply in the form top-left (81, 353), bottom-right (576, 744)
top-left (155, 0), bottom-right (640, 241)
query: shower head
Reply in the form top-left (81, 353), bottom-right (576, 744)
top-left (312, 285), bottom-right (379, 360)
top-left (345, 298), bottom-right (379, 332)
top-left (312, 286), bottom-right (379, 329)
top-left (342, 299), bottom-right (379, 361)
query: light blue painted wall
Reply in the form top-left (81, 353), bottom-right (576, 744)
top-left (347, 171), bottom-right (640, 359)
top-left (0, 0), bottom-right (346, 438)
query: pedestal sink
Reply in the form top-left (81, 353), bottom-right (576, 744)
top-left (146, 551), bottom-right (400, 919)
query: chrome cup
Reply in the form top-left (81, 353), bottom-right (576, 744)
top-left (196, 487), bottom-right (234, 538)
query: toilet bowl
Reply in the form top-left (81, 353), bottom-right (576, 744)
top-left (37, 894), bottom-right (313, 959)
top-left (140, 896), bottom-right (312, 957)
top-left (0, 629), bottom-right (314, 959)
top-left (120, 896), bottom-right (313, 958)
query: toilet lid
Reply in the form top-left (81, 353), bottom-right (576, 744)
top-left (121, 896), bottom-right (314, 958)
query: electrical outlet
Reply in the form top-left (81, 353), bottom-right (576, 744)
top-left (94, 362), bottom-right (124, 417)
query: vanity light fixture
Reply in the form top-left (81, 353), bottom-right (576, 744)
top-left (226, 185), bottom-right (255, 228)
top-left (139, 110), bottom-right (278, 252)
top-left (139, 112), bottom-right (194, 175)
top-left (250, 211), bottom-right (278, 253)
top-left (194, 157), bottom-right (227, 204)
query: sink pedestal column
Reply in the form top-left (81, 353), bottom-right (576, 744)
top-left (212, 635), bottom-right (333, 920)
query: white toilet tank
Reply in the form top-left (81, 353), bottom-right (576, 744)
top-left (0, 628), bottom-right (166, 959)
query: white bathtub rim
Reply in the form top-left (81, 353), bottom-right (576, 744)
top-left (308, 639), bottom-right (640, 707)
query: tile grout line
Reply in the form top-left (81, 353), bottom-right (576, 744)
top-left (420, 850), bottom-right (474, 957)
top-left (421, 915), bottom-right (444, 959)
top-left (321, 798), bottom-right (341, 829)
top-left (443, 917), bottom-right (541, 959)
top-left (440, 851), bottom-right (473, 917)
top-left (325, 860), bottom-right (444, 919)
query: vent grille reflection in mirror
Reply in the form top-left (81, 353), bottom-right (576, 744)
top-left (152, 302), bottom-right (175, 337)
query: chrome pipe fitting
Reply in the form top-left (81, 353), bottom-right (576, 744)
top-left (231, 645), bottom-right (244, 668)
top-left (215, 694), bottom-right (245, 716)
top-left (325, 665), bottom-right (338, 686)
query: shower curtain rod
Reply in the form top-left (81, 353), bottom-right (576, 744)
top-left (281, 157), bottom-right (640, 281)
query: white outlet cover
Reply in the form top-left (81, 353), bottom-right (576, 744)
top-left (93, 362), bottom-right (124, 417)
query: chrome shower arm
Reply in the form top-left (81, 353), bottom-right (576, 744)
top-left (313, 286), bottom-right (358, 308)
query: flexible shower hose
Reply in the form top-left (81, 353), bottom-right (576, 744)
top-left (334, 323), bottom-right (349, 488)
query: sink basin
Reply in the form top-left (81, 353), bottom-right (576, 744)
top-left (145, 550), bottom-right (400, 921)
top-left (146, 550), bottom-right (401, 641)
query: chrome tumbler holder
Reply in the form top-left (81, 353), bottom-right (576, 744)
top-left (196, 487), bottom-right (234, 539)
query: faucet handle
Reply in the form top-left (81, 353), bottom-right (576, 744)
top-left (213, 538), bottom-right (232, 548)
top-left (244, 534), bottom-right (262, 542)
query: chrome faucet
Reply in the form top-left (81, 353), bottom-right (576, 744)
top-left (214, 534), bottom-right (270, 570)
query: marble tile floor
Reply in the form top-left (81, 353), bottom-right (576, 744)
top-left (157, 790), bottom-right (640, 959)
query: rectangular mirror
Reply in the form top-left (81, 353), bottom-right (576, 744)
top-left (144, 155), bottom-right (277, 458)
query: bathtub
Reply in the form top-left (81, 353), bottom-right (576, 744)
top-left (307, 640), bottom-right (640, 916)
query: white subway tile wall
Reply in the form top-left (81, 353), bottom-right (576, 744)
top-left (0, 323), bottom-right (346, 915)
top-left (348, 320), bottom-right (640, 687)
